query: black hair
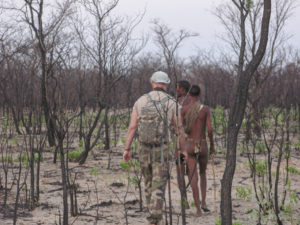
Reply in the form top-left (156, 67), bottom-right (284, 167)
top-left (177, 80), bottom-right (190, 93)
top-left (189, 85), bottom-right (201, 96)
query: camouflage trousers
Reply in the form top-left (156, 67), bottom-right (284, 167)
top-left (139, 143), bottom-right (171, 224)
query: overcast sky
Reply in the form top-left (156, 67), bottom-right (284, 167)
top-left (115, 0), bottom-right (300, 58)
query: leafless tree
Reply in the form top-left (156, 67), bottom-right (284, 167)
top-left (215, 0), bottom-right (272, 224)
top-left (73, 0), bottom-right (144, 164)
top-left (2, 0), bottom-right (75, 147)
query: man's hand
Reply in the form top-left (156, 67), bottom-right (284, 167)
top-left (209, 145), bottom-right (215, 157)
top-left (123, 150), bottom-right (132, 162)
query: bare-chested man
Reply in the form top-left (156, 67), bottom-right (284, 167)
top-left (180, 84), bottom-right (215, 216)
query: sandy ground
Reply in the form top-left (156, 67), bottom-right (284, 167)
top-left (1, 142), bottom-right (300, 225)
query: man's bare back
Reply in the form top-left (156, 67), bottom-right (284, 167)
top-left (179, 85), bottom-right (214, 216)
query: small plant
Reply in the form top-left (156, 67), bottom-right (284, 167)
top-left (120, 159), bottom-right (140, 173)
top-left (68, 149), bottom-right (84, 162)
top-left (78, 140), bottom-right (84, 148)
top-left (256, 141), bottom-right (265, 154)
top-left (0, 156), bottom-right (13, 163)
top-left (121, 137), bottom-right (126, 145)
top-left (17, 153), bottom-right (43, 166)
top-left (96, 142), bottom-right (103, 149)
top-left (179, 198), bottom-right (189, 209)
top-left (235, 185), bottom-right (252, 201)
top-left (289, 190), bottom-right (298, 204)
top-left (89, 167), bottom-right (99, 176)
top-left (261, 120), bottom-right (270, 128)
top-left (190, 201), bottom-right (196, 207)
top-left (285, 166), bottom-right (300, 175)
top-left (111, 139), bottom-right (117, 146)
top-left (294, 140), bottom-right (300, 150)
top-left (215, 217), bottom-right (221, 225)
top-left (13, 137), bottom-right (18, 145)
top-left (255, 159), bottom-right (267, 176)
top-left (121, 123), bottom-right (128, 131)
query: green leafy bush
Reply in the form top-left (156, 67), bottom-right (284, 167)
top-left (78, 140), bottom-right (84, 148)
top-left (256, 142), bottom-right (265, 154)
top-left (68, 149), bottom-right (84, 161)
top-left (215, 217), bottom-right (221, 225)
top-left (17, 153), bottom-right (43, 166)
top-left (285, 166), bottom-right (300, 175)
top-left (235, 185), bottom-right (252, 201)
top-left (89, 167), bottom-right (99, 176)
top-left (255, 160), bottom-right (268, 175)
top-left (0, 156), bottom-right (13, 163)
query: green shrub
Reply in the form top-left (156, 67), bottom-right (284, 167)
top-left (121, 137), bottom-right (126, 145)
top-left (256, 142), bottom-right (265, 154)
top-left (0, 156), bottom-right (13, 163)
top-left (285, 166), bottom-right (300, 175)
top-left (255, 160), bottom-right (267, 175)
top-left (121, 123), bottom-right (128, 130)
top-left (235, 185), bottom-right (252, 201)
top-left (96, 142), bottom-right (103, 148)
top-left (294, 141), bottom-right (300, 149)
top-left (215, 215), bottom-right (242, 224)
top-left (233, 221), bottom-right (243, 225)
top-left (78, 140), bottom-right (84, 148)
top-left (68, 149), bottom-right (84, 161)
top-left (120, 160), bottom-right (133, 172)
top-left (215, 217), bottom-right (221, 225)
top-left (89, 167), bottom-right (99, 176)
top-left (190, 201), bottom-right (196, 207)
top-left (289, 190), bottom-right (298, 204)
top-left (17, 153), bottom-right (43, 166)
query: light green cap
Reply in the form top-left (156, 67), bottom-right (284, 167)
top-left (150, 71), bottom-right (170, 84)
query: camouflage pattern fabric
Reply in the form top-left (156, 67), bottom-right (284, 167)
top-left (139, 143), bottom-right (171, 224)
top-left (138, 94), bottom-right (169, 145)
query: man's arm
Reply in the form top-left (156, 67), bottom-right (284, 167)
top-left (206, 107), bottom-right (215, 156)
top-left (123, 109), bottom-right (138, 162)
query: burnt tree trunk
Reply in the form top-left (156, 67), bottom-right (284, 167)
top-left (220, 1), bottom-right (271, 224)
top-left (59, 140), bottom-right (68, 225)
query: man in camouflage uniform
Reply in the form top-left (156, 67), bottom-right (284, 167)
top-left (123, 71), bottom-right (186, 225)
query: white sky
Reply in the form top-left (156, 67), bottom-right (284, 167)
top-left (115, 0), bottom-right (300, 58)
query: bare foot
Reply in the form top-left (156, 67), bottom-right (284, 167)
top-left (196, 210), bottom-right (202, 217)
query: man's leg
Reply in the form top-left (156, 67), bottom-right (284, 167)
top-left (187, 156), bottom-right (201, 216)
top-left (176, 159), bottom-right (189, 208)
top-left (147, 145), bottom-right (169, 224)
top-left (139, 145), bottom-right (152, 206)
top-left (198, 143), bottom-right (208, 210)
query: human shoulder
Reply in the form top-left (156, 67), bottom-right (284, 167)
top-left (200, 104), bottom-right (211, 114)
top-left (133, 92), bottom-right (150, 110)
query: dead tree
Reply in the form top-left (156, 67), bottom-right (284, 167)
top-left (16, 0), bottom-right (74, 147)
top-left (73, 0), bottom-right (144, 164)
top-left (215, 0), bottom-right (272, 224)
